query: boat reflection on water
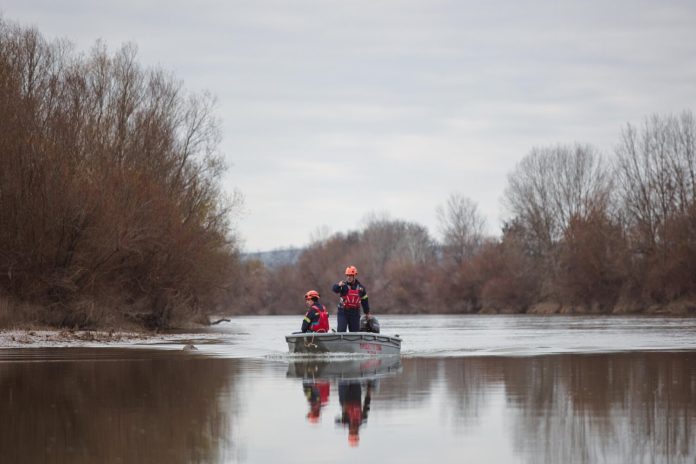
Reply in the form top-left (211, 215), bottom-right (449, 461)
top-left (288, 357), bottom-right (402, 447)
top-left (287, 356), bottom-right (402, 381)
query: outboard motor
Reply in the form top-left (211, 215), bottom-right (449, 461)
top-left (360, 315), bottom-right (380, 333)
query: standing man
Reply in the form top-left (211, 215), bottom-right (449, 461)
top-left (332, 266), bottom-right (370, 332)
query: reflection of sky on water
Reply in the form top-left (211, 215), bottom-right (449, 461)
top-left (1, 316), bottom-right (696, 463)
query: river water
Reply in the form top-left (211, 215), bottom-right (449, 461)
top-left (2, 315), bottom-right (696, 463)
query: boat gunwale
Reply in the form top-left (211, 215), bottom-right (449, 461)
top-left (285, 332), bottom-right (400, 341)
top-left (286, 332), bottom-right (402, 353)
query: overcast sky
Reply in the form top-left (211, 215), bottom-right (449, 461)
top-left (3, 1), bottom-right (696, 251)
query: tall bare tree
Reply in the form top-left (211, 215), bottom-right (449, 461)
top-left (436, 193), bottom-right (487, 265)
top-left (504, 143), bottom-right (612, 253)
top-left (615, 111), bottom-right (696, 251)
top-left (614, 111), bottom-right (696, 301)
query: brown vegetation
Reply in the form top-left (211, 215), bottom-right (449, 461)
top-left (0, 19), bottom-right (241, 329)
top-left (236, 114), bottom-right (696, 317)
top-left (2, 18), bottom-right (694, 325)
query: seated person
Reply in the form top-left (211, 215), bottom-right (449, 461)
top-left (301, 290), bottom-right (330, 333)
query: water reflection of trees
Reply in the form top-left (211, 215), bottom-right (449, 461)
top-left (393, 353), bottom-right (696, 464)
top-left (502, 353), bottom-right (696, 464)
top-left (0, 351), bottom-right (241, 463)
top-left (377, 358), bottom-right (440, 405)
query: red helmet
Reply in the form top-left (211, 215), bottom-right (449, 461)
top-left (305, 290), bottom-right (320, 300)
top-left (344, 266), bottom-right (358, 276)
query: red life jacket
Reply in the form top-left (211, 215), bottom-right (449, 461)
top-left (342, 286), bottom-right (362, 310)
top-left (346, 402), bottom-right (363, 425)
top-left (310, 304), bottom-right (330, 332)
top-left (317, 381), bottom-right (330, 405)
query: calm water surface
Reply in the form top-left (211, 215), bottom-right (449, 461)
top-left (2, 315), bottom-right (696, 463)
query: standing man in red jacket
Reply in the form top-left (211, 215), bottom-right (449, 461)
top-left (332, 266), bottom-right (370, 332)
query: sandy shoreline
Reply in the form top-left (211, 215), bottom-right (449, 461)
top-left (0, 329), bottom-right (214, 349)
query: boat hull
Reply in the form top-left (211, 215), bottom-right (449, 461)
top-left (287, 357), bottom-right (402, 380)
top-left (286, 332), bottom-right (401, 355)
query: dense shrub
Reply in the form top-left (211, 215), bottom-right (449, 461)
top-left (0, 19), bottom-right (241, 328)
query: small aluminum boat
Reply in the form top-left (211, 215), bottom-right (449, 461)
top-left (286, 332), bottom-right (402, 355)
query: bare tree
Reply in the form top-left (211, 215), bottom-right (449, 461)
top-left (615, 111), bottom-right (696, 251)
top-left (436, 193), bottom-right (487, 265)
top-left (357, 216), bottom-right (436, 311)
top-left (613, 111), bottom-right (696, 301)
top-left (360, 214), bottom-right (435, 272)
top-left (504, 143), bottom-right (612, 253)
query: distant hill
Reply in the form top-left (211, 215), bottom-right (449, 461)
top-left (242, 247), bottom-right (303, 268)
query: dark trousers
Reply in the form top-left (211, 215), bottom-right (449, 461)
top-left (337, 307), bottom-right (360, 332)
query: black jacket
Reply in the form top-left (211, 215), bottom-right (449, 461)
top-left (331, 279), bottom-right (370, 314)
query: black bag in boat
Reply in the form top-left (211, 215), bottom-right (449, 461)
top-left (360, 315), bottom-right (380, 333)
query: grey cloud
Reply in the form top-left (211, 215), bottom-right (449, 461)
top-left (3, 0), bottom-right (696, 249)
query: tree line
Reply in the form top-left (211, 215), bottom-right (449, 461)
top-left (0, 18), bottom-right (241, 329)
top-left (2, 18), bottom-right (694, 329)
top-left (237, 112), bottom-right (696, 316)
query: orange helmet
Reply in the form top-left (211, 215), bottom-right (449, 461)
top-left (348, 431), bottom-right (360, 447)
top-left (307, 410), bottom-right (320, 423)
top-left (344, 266), bottom-right (358, 276)
top-left (305, 290), bottom-right (320, 300)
